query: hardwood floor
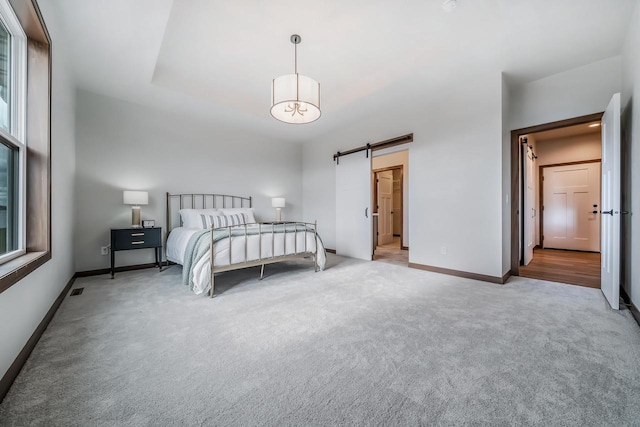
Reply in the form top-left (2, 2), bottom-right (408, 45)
top-left (373, 236), bottom-right (408, 266)
top-left (519, 248), bottom-right (601, 288)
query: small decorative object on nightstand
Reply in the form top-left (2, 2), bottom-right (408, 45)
top-left (142, 219), bottom-right (155, 228)
top-left (110, 227), bottom-right (162, 278)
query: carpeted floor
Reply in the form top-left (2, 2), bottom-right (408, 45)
top-left (1, 254), bottom-right (640, 426)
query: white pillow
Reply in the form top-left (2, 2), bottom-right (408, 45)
top-left (179, 209), bottom-right (222, 229)
top-left (219, 208), bottom-right (256, 224)
top-left (201, 213), bottom-right (248, 229)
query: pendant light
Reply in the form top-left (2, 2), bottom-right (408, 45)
top-left (271, 34), bottom-right (321, 124)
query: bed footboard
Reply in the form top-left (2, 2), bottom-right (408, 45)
top-left (209, 221), bottom-right (319, 298)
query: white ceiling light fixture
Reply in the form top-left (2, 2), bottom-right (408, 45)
top-left (271, 34), bottom-right (321, 124)
top-left (442, 0), bottom-right (458, 12)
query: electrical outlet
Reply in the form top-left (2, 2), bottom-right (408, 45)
top-left (440, 246), bottom-right (447, 255)
top-left (101, 246), bottom-right (109, 255)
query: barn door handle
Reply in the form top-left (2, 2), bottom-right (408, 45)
top-left (601, 210), bottom-right (613, 216)
top-left (365, 207), bottom-right (368, 218)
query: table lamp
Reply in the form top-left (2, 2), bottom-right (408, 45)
top-left (272, 197), bottom-right (285, 221)
top-left (123, 190), bottom-right (148, 228)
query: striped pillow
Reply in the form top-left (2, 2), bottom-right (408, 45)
top-left (200, 213), bottom-right (248, 229)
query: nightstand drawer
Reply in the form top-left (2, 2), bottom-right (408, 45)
top-left (111, 228), bottom-right (161, 250)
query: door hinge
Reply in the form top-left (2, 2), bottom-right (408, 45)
top-left (376, 232), bottom-right (379, 236)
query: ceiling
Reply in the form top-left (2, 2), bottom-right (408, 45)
top-left (47, 0), bottom-right (637, 142)
top-left (531, 122), bottom-right (601, 142)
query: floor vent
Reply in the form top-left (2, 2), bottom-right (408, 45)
top-left (70, 288), bottom-right (84, 296)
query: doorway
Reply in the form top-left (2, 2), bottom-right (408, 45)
top-left (334, 133), bottom-right (412, 262)
top-left (515, 117), bottom-right (603, 288)
top-left (371, 151), bottom-right (408, 266)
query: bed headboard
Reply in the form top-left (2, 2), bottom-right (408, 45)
top-left (166, 192), bottom-right (252, 233)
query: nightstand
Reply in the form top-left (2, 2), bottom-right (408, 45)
top-left (110, 227), bottom-right (162, 278)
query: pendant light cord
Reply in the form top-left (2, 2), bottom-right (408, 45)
top-left (294, 41), bottom-right (298, 74)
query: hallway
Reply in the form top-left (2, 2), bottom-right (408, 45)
top-left (519, 248), bottom-right (601, 288)
top-left (373, 237), bottom-right (408, 266)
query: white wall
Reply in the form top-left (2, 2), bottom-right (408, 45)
top-left (304, 69), bottom-right (505, 278)
top-left (372, 149), bottom-right (409, 248)
top-left (621, 2), bottom-right (640, 307)
top-left (510, 56), bottom-right (622, 130)
top-left (74, 91), bottom-right (303, 271)
top-left (535, 133), bottom-right (601, 166)
top-left (0, 6), bottom-right (76, 383)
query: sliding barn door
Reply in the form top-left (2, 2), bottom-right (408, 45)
top-left (601, 93), bottom-right (621, 310)
top-left (523, 144), bottom-right (535, 266)
top-left (336, 153), bottom-right (372, 260)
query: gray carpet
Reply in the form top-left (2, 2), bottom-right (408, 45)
top-left (1, 254), bottom-right (640, 426)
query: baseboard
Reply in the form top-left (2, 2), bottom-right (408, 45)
top-left (502, 271), bottom-right (512, 283)
top-left (325, 248), bottom-right (336, 254)
top-left (621, 287), bottom-right (640, 327)
top-left (408, 262), bottom-right (506, 284)
top-left (629, 303), bottom-right (640, 328)
top-left (0, 274), bottom-right (76, 404)
top-left (401, 246), bottom-right (409, 251)
top-left (75, 262), bottom-right (161, 278)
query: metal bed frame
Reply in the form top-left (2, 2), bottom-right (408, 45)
top-left (166, 192), bottom-right (319, 298)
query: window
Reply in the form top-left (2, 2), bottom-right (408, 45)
top-left (0, 18), bottom-right (10, 131)
top-left (0, 0), bottom-right (26, 265)
top-left (0, 141), bottom-right (18, 255)
top-left (0, 0), bottom-right (51, 293)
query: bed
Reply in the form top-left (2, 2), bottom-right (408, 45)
top-left (165, 193), bottom-right (326, 297)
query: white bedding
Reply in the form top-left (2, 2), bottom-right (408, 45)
top-left (166, 227), bottom-right (201, 265)
top-left (166, 225), bottom-right (326, 295)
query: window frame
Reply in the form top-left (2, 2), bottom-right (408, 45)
top-left (0, 0), bottom-right (51, 294)
top-left (0, 0), bottom-right (26, 265)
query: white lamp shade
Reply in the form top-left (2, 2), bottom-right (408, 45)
top-left (271, 197), bottom-right (286, 208)
top-left (123, 190), bottom-right (148, 206)
top-left (271, 74), bottom-right (321, 124)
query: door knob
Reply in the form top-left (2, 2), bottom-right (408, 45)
top-left (601, 210), bottom-right (613, 216)
top-left (621, 211), bottom-right (630, 215)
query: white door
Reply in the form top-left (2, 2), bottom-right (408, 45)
top-left (377, 171), bottom-right (393, 245)
top-left (523, 144), bottom-right (535, 266)
top-left (601, 93), bottom-right (621, 310)
top-left (543, 162), bottom-right (601, 252)
top-left (392, 170), bottom-right (402, 236)
top-left (336, 153), bottom-right (372, 260)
